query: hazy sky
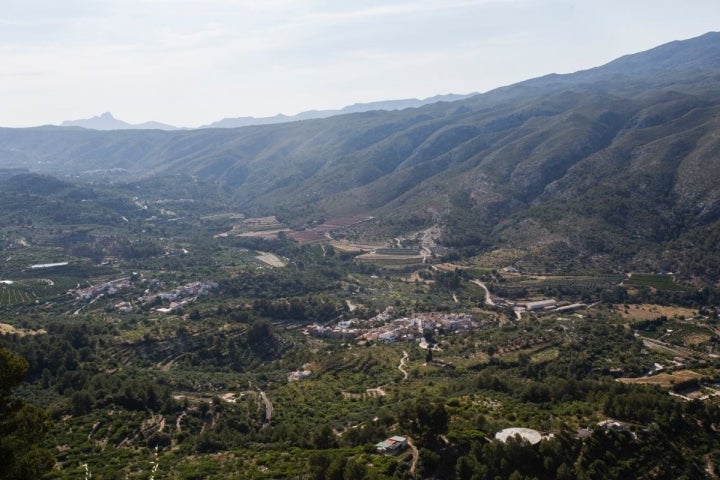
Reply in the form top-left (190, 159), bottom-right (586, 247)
top-left (2, 0), bottom-right (719, 128)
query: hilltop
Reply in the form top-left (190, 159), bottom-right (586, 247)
top-left (61, 112), bottom-right (179, 131)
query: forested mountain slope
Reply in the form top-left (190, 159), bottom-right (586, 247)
top-left (1, 32), bottom-right (720, 279)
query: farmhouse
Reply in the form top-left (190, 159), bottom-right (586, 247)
top-left (375, 435), bottom-right (408, 454)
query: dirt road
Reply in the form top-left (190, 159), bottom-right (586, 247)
top-left (398, 351), bottom-right (409, 381)
top-left (470, 279), bottom-right (494, 306)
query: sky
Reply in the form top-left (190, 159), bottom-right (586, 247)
top-left (2, 0), bottom-right (719, 128)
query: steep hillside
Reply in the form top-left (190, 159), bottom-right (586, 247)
top-left (1, 32), bottom-right (720, 280)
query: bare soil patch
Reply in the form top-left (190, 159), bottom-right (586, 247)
top-left (256, 252), bottom-right (287, 267)
top-left (433, 263), bottom-right (469, 272)
top-left (0, 323), bottom-right (45, 336)
top-left (355, 253), bottom-right (424, 266)
top-left (616, 304), bottom-right (698, 321)
top-left (684, 333), bottom-right (712, 346)
top-left (215, 216), bottom-right (285, 238)
top-left (287, 216), bottom-right (374, 243)
top-left (237, 229), bottom-right (290, 239)
top-left (330, 240), bottom-right (386, 253)
top-left (286, 230), bottom-right (327, 242)
top-left (617, 370), bottom-right (706, 389)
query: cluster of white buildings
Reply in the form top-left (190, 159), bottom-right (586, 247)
top-left (357, 316), bottom-right (424, 343)
top-left (135, 281), bottom-right (218, 313)
top-left (138, 281), bottom-right (218, 305)
top-left (307, 322), bottom-right (360, 340)
top-left (69, 279), bottom-right (219, 314)
top-left (70, 278), bottom-right (131, 300)
top-left (114, 301), bottom-right (133, 314)
top-left (307, 309), bottom-right (479, 344)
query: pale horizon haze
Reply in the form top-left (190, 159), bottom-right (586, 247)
top-left (2, 0), bottom-right (719, 128)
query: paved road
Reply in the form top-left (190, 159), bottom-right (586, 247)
top-left (639, 335), bottom-right (696, 358)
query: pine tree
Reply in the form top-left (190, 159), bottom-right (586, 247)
top-left (0, 345), bottom-right (54, 479)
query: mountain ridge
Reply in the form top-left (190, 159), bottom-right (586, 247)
top-left (202, 93), bottom-right (478, 128)
top-left (3, 31), bottom-right (720, 280)
top-left (61, 112), bottom-right (180, 131)
top-left (57, 93), bottom-right (478, 131)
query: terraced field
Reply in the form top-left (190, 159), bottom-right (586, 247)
top-left (624, 274), bottom-right (696, 292)
top-left (0, 283), bottom-right (37, 305)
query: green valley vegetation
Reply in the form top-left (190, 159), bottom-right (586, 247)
top-left (0, 177), bottom-right (717, 479)
top-left (1, 32), bottom-right (720, 479)
top-left (0, 345), bottom-right (54, 479)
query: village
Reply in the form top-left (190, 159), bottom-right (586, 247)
top-left (69, 277), bottom-right (132, 301)
top-left (138, 280), bottom-right (219, 313)
top-left (306, 307), bottom-right (482, 345)
top-left (68, 278), bottom-right (219, 314)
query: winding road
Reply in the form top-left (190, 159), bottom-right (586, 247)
top-left (469, 279), bottom-right (494, 305)
top-left (470, 279), bottom-right (522, 320)
top-left (398, 351), bottom-right (409, 381)
top-left (408, 437), bottom-right (419, 475)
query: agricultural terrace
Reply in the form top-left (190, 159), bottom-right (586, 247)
top-left (355, 252), bottom-right (424, 267)
top-left (617, 370), bottom-right (708, 390)
top-left (329, 240), bottom-right (386, 254)
top-left (495, 274), bottom-right (626, 293)
top-left (616, 304), bottom-right (699, 321)
top-left (216, 216), bottom-right (283, 236)
top-left (1, 264), bottom-right (119, 305)
top-left (216, 215), bottom-right (373, 243)
top-left (287, 216), bottom-right (373, 243)
top-left (0, 282), bottom-right (38, 305)
top-left (623, 273), bottom-right (696, 292)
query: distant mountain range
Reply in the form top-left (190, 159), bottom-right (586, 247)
top-left (59, 94), bottom-right (478, 131)
top-left (200, 93), bottom-right (478, 129)
top-left (4, 32), bottom-right (720, 281)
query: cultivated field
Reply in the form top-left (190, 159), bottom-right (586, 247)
top-left (287, 215), bottom-right (373, 243)
top-left (617, 370), bottom-right (706, 389)
top-left (616, 304), bottom-right (699, 321)
top-left (355, 253), bottom-right (425, 267)
top-left (0, 284), bottom-right (36, 305)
